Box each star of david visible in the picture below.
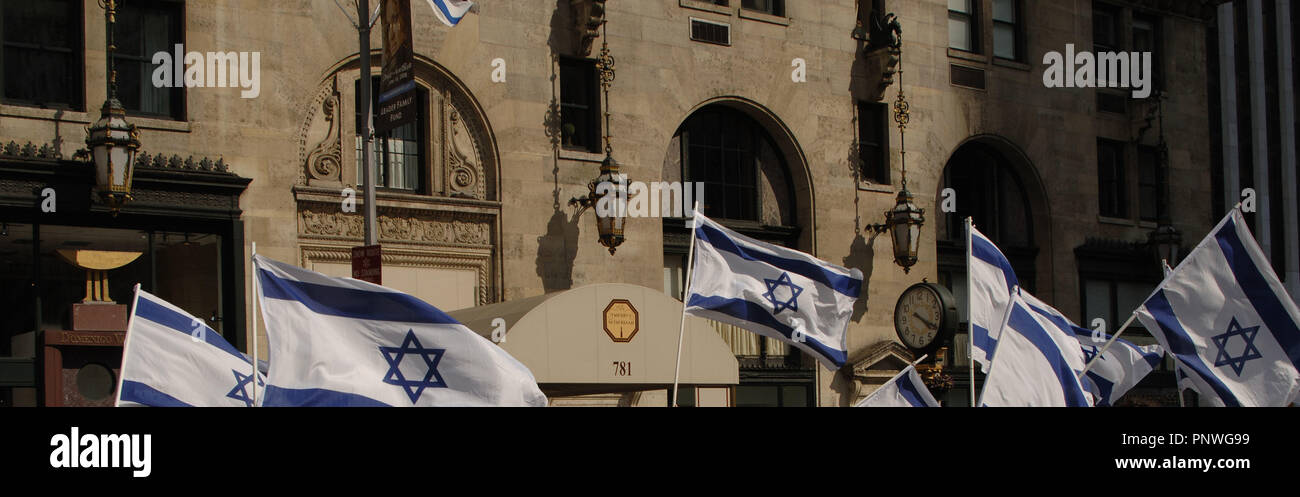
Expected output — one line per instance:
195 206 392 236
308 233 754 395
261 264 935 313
1211 317 1263 377
762 272 803 314
1082 345 1099 364
380 329 447 404
227 369 264 407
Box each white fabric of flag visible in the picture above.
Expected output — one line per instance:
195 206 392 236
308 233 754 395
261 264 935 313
426 0 473 26
1134 209 1300 407
854 365 940 407
968 225 1018 373
685 212 862 370
1019 292 1162 407
117 288 264 407
979 293 1093 407
253 255 546 407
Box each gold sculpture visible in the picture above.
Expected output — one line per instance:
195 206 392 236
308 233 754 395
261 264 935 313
56 249 142 303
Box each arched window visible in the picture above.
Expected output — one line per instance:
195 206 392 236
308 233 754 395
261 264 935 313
663 104 809 406
937 141 1037 294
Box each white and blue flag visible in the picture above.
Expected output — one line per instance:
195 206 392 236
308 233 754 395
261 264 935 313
117 287 264 407
1134 208 1300 407
1019 292 1162 407
685 212 862 370
979 292 1093 407
253 255 547 407
854 365 940 407
968 225 1018 373
426 0 473 27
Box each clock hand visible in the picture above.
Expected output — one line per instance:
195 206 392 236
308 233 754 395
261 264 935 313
912 312 937 330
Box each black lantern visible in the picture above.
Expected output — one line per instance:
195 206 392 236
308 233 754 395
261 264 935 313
1149 222 1182 266
868 33 924 273
86 0 140 214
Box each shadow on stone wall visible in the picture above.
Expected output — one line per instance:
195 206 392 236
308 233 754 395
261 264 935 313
535 2 580 293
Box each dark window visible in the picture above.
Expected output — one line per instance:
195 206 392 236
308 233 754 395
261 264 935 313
948 0 978 53
1092 2 1121 53
1138 145 1160 222
1131 14 1161 91
735 384 810 407
0 0 82 109
741 0 784 17
114 0 184 119
681 107 767 222
356 77 424 192
992 0 1022 61
560 57 601 153
1097 138 1127 218
857 101 889 184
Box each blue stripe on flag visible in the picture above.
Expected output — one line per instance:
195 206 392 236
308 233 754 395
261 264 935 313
895 371 929 407
1005 304 1091 407
695 222 861 298
972 234 1018 291
687 294 848 367
1068 326 1163 369
1215 217 1300 374
971 323 997 362
119 380 194 407
1085 371 1116 407
1144 290 1241 406
258 269 461 325
263 386 391 407
135 296 246 362
429 0 468 25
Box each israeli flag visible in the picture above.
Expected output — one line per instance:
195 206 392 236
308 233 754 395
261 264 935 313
426 0 473 26
1134 209 1300 407
854 365 940 407
117 287 264 407
979 293 1093 407
253 255 546 407
968 225 1019 373
685 212 862 370
1018 292 1162 407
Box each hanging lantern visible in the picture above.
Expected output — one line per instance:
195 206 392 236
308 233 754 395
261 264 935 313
87 98 140 213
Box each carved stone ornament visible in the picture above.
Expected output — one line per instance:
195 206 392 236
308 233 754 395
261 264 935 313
571 0 606 56
445 108 483 199
298 207 491 247
305 77 343 186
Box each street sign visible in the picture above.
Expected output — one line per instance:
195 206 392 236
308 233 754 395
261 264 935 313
352 244 382 284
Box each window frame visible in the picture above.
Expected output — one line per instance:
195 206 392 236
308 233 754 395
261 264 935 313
948 0 980 54
355 76 428 194
1097 138 1128 219
740 0 784 18
857 100 890 185
0 0 85 110
1130 12 1162 92
558 56 603 154
112 0 186 121
991 0 1024 62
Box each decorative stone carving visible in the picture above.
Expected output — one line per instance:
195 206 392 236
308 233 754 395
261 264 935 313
445 108 483 199
570 0 606 57
298 206 492 247
305 77 343 186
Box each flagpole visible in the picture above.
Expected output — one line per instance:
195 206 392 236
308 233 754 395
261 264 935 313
114 284 143 407
1077 312 1138 379
965 217 975 406
671 202 701 407
251 242 259 407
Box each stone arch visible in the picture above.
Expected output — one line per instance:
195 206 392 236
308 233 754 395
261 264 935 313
936 134 1053 299
292 53 504 306
663 96 816 252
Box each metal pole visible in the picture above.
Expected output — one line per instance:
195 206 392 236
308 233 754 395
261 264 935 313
671 202 701 407
966 217 975 406
359 0 378 246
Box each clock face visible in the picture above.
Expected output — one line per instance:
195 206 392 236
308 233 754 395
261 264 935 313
895 285 943 350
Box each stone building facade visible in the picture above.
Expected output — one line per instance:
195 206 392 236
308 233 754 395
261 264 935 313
0 0 1224 406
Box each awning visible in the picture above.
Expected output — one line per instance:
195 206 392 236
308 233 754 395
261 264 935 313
449 283 739 395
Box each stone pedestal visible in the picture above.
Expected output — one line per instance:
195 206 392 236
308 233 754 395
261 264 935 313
70 303 128 332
